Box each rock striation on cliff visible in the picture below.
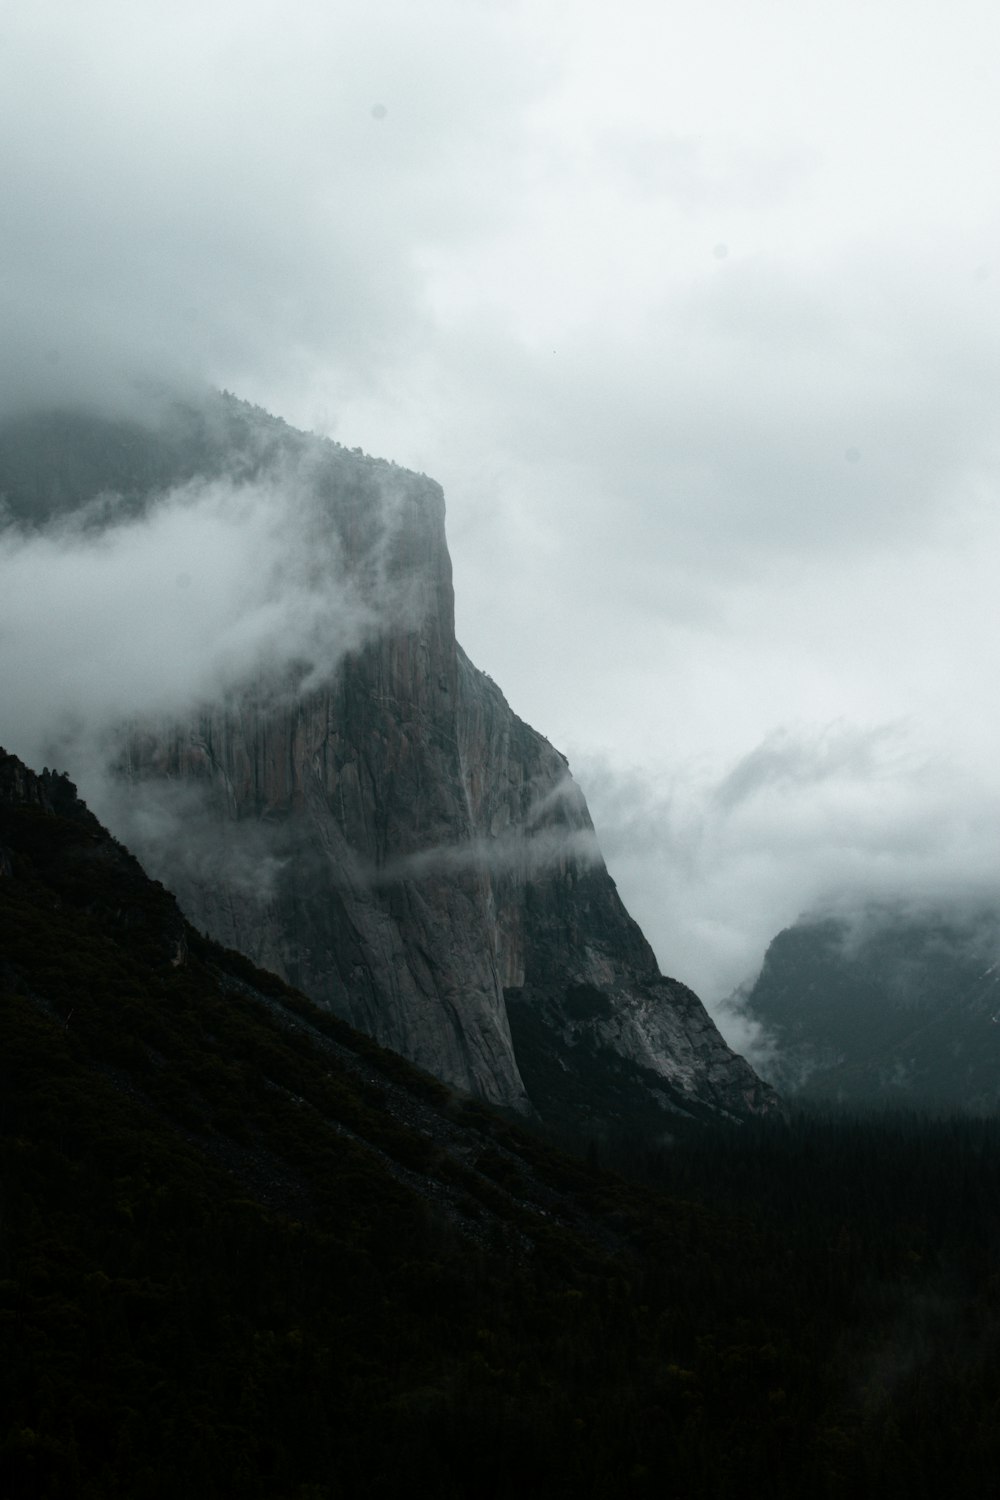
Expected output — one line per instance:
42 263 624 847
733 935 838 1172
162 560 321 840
0 392 775 1129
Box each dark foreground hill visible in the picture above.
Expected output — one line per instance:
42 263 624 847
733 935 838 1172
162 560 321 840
6 749 1000 1498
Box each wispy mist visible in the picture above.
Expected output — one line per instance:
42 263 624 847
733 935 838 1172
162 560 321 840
5 0 1000 1062
371 825 601 888
579 721 1000 1051
0 440 426 801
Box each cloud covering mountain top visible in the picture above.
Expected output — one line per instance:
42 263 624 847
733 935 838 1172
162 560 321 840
4 1 1000 1037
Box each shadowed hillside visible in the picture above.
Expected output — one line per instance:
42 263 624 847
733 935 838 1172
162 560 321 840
6 750 1000 1496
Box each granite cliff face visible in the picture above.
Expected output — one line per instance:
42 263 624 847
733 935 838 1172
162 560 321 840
0 393 775 1128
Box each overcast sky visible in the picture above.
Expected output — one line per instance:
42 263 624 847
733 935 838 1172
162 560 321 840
4 0 1000 1034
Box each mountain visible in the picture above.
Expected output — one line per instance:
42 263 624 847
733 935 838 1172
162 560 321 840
734 901 1000 1111
0 392 773 1132
10 745 1000 1498
0 743 732 1494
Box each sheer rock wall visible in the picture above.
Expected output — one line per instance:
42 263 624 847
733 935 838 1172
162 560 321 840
1 395 776 1126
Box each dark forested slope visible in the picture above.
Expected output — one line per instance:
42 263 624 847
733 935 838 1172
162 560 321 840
6 749 1000 1496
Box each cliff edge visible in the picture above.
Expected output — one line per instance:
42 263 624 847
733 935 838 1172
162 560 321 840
0 393 775 1129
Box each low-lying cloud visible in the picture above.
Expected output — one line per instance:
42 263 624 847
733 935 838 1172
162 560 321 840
0 1 529 426
95 745 602 935
578 720 1000 1052
370 825 601 888
5 0 1000 1080
0 446 424 794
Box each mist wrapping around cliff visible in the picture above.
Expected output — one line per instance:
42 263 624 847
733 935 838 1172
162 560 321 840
370 825 602 888
93 764 604 922
578 726 1000 1059
5 1 1000 1046
0 448 423 793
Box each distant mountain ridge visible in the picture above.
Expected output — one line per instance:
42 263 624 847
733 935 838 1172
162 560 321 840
736 902 1000 1111
0 392 775 1132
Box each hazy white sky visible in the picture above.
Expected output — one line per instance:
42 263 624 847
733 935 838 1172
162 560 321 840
4 0 1000 1021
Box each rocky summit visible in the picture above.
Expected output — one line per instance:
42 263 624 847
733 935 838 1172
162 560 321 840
735 901 1000 1113
0 392 775 1131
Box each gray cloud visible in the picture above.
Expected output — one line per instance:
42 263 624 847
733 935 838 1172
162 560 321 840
0 446 423 784
577 723 1000 1048
370 824 601 888
95 751 601 938
438 250 999 601
5 0 1000 1068
98 775 292 907
711 723 909 813
0 1 531 419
